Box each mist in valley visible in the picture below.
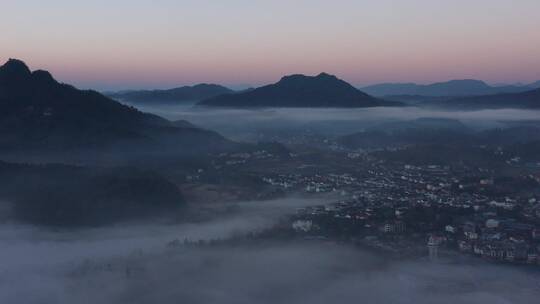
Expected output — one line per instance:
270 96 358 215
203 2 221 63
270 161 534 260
2 100 539 303
3 1 540 302
2 196 539 304
123 102 540 141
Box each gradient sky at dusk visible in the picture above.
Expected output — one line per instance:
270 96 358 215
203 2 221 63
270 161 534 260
2 0 539 90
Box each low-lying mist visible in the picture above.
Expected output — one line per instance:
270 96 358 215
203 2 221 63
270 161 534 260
123 103 540 141
2 197 539 304
68 243 540 304
0 197 322 302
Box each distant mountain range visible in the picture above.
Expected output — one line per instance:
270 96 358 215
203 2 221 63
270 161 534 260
362 79 538 97
108 84 234 104
0 59 231 155
528 80 540 89
438 88 540 109
198 73 401 108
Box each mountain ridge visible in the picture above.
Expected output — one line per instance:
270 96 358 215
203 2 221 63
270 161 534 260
0 59 231 155
362 79 530 97
108 83 233 104
198 73 401 108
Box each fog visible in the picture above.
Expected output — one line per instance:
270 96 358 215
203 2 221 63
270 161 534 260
3 102 540 303
68 244 540 304
2 197 540 304
0 197 324 303
124 103 540 141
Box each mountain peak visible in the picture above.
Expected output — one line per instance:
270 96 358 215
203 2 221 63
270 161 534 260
108 83 233 103
278 72 339 84
199 72 400 108
278 74 306 82
0 58 32 80
316 72 337 79
31 70 57 85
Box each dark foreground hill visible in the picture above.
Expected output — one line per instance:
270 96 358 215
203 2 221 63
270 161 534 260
108 84 233 104
0 161 184 226
0 59 233 158
198 73 401 108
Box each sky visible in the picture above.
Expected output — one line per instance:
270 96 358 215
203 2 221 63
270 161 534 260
1 0 540 91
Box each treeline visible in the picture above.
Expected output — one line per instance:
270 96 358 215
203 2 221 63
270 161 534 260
0 161 185 226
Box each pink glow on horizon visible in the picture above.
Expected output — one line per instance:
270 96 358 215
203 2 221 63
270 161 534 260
1 0 539 90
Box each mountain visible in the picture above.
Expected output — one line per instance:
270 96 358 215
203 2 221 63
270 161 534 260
528 80 540 89
198 73 401 108
108 84 234 104
0 59 230 155
362 79 528 97
438 88 540 109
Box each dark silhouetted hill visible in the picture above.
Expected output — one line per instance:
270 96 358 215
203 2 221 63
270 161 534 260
362 79 528 97
0 161 185 226
108 84 233 104
0 59 232 155
198 73 401 108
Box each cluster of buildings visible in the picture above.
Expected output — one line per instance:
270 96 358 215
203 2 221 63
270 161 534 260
279 160 540 266
262 173 357 193
213 150 286 167
448 214 540 264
